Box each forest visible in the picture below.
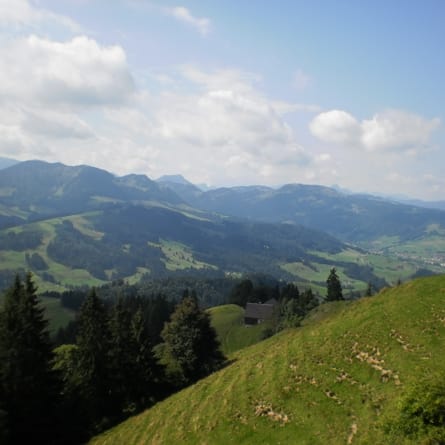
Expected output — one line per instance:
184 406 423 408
0 269 345 444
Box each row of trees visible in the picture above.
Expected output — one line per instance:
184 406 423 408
0 274 226 444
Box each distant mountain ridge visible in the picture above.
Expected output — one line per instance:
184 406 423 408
0 160 183 227
157 179 445 244
0 157 19 170
0 159 392 292
0 159 443 292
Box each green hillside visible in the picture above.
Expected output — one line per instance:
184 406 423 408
208 304 272 355
90 275 445 444
1 160 443 295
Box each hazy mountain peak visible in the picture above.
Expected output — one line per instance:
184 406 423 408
0 157 19 170
157 174 193 186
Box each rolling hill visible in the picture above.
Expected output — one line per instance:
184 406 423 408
90 274 445 444
159 180 445 245
0 160 182 228
0 160 443 294
0 160 399 294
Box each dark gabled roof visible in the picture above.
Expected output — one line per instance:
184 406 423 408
245 302 275 320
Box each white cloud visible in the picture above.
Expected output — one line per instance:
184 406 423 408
0 35 135 107
22 108 94 140
361 110 440 151
310 108 440 152
310 109 361 145
271 101 321 115
165 6 211 35
0 0 81 31
103 67 311 185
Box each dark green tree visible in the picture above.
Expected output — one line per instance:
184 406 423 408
280 283 300 301
278 287 319 330
52 343 90 444
326 268 344 301
160 296 226 386
108 298 134 416
130 307 164 406
365 282 374 297
0 273 58 445
228 279 253 306
108 299 162 415
75 288 112 430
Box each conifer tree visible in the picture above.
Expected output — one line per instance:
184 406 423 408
130 307 164 406
160 296 226 386
280 283 300 301
76 288 112 428
0 273 58 445
326 268 344 301
108 298 133 415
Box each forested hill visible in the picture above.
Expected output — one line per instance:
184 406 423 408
0 160 182 227
158 181 445 243
0 160 443 292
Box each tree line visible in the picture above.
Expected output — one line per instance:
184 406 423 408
0 267 350 444
0 274 226 444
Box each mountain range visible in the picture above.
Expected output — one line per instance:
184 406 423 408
0 159 444 293
156 176 445 244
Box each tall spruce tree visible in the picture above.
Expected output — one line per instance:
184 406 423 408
130 307 164 406
76 288 112 429
326 268 344 301
160 296 226 386
108 298 134 416
108 298 163 415
0 273 58 445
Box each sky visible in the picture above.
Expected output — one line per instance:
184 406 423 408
0 0 444 200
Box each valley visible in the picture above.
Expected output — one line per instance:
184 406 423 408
1 162 445 445
1 160 444 297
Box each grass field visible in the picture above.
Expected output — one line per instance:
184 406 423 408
281 259 368 294
40 296 76 334
90 275 445 445
0 215 107 291
157 239 217 272
208 304 272 356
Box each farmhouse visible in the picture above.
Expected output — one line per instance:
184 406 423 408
244 299 278 325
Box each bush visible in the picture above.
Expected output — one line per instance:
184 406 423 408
384 375 445 444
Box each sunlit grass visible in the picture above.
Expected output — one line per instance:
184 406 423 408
90 275 445 445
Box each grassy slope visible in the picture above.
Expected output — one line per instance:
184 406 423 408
2 213 443 294
90 275 445 445
208 304 272 356
0 215 106 291
40 296 75 334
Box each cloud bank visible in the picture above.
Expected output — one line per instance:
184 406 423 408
310 109 440 153
0 35 135 106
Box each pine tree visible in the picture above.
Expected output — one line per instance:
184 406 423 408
326 268 344 301
130 307 164 406
0 273 58 445
280 283 300 301
108 298 134 415
75 288 112 429
160 296 226 386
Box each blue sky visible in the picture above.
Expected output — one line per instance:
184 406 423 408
0 0 444 199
